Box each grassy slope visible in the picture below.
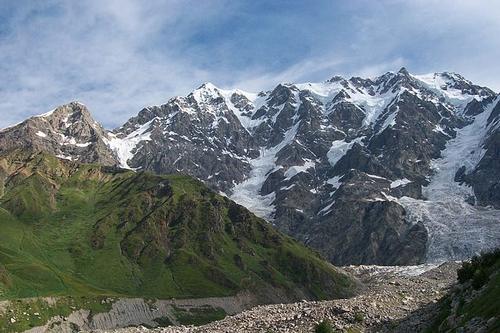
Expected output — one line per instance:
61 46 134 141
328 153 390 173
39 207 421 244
426 249 500 332
0 296 114 332
0 150 357 303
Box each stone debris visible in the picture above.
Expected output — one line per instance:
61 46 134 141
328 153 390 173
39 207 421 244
91 262 460 333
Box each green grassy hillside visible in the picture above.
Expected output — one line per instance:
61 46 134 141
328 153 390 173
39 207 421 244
427 249 500 332
0 150 357 302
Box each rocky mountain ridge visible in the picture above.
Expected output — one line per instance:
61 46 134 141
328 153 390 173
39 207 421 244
0 102 116 165
1 68 499 266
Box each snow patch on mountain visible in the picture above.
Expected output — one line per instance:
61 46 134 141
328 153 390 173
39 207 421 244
75 142 92 147
433 124 451 137
319 200 335 215
327 175 343 189
390 178 412 188
377 106 399 134
413 73 481 111
221 91 264 131
356 92 398 127
55 154 73 161
231 121 302 220
58 133 92 147
284 160 316 181
106 118 155 169
327 137 364 167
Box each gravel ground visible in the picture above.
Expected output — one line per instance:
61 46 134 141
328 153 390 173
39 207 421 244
90 262 460 333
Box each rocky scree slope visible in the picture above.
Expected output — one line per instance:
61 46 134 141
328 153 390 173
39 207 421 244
1 69 500 266
92 262 465 333
0 150 357 307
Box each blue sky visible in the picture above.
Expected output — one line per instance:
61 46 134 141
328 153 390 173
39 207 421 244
1 0 500 128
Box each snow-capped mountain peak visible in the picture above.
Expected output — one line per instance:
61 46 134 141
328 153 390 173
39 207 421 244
1 69 499 266
190 82 223 104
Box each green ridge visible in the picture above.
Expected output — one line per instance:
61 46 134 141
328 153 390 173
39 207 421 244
0 150 357 302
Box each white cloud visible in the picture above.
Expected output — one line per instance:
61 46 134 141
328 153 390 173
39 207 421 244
0 0 499 130
0 0 225 128
228 56 347 92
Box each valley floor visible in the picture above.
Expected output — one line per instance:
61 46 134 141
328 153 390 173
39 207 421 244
93 263 460 333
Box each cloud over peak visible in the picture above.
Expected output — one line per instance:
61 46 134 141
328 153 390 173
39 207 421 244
0 0 499 129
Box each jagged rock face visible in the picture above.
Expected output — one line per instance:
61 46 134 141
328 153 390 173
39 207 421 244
2 69 499 265
103 69 497 265
463 99 500 208
107 84 259 192
294 171 428 266
0 102 117 165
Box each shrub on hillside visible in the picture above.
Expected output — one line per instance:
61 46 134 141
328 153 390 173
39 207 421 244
315 319 334 333
457 248 500 289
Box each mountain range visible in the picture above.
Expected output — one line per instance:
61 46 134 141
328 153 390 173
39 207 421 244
1 67 499 266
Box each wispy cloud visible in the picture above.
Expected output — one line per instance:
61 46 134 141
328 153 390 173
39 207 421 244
0 0 499 129
230 56 347 92
0 0 227 128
